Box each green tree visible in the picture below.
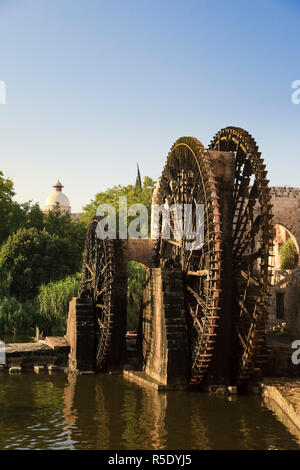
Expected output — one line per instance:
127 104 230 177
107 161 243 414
0 171 23 244
0 227 80 301
0 171 49 245
18 203 86 261
81 176 156 232
0 296 42 336
280 238 299 270
20 202 45 231
42 207 86 262
0 170 86 252
127 261 146 330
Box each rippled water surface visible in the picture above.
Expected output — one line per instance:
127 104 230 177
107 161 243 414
0 371 299 450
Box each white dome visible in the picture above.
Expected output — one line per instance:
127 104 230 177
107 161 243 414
45 191 70 207
44 180 71 213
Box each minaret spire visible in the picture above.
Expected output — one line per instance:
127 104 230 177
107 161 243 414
135 164 142 189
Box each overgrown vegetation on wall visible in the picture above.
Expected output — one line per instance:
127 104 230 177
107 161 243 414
280 238 299 270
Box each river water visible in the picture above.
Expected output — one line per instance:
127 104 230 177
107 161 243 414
0 371 299 450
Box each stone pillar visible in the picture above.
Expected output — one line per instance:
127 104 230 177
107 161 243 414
66 297 95 372
207 151 235 384
140 267 189 388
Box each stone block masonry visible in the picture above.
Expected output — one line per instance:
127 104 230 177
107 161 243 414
139 267 190 388
270 187 300 256
3 337 69 369
66 297 95 372
261 378 300 435
267 186 300 336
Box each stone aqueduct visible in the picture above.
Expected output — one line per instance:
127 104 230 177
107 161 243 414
129 188 300 338
65 128 300 390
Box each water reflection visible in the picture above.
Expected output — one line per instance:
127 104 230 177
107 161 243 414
0 371 299 450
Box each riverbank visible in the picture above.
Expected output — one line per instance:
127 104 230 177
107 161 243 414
261 378 300 440
1 336 69 370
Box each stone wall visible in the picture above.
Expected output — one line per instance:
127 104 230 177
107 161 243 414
268 268 300 337
264 337 300 377
267 187 300 334
126 238 156 269
4 338 69 369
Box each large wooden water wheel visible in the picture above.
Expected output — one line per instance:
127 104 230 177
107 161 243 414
154 137 222 384
209 127 273 383
155 129 272 385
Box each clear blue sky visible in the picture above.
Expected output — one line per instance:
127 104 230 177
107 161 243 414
0 0 299 212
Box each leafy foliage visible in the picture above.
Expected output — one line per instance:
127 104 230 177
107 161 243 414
0 170 156 334
0 170 86 253
0 297 47 336
42 207 86 252
0 171 87 334
0 274 82 336
280 238 299 270
0 171 24 244
81 176 156 233
0 227 80 301
127 261 146 331
37 274 82 333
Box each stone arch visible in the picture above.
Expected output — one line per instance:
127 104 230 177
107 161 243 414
125 238 156 269
271 223 300 270
270 187 300 263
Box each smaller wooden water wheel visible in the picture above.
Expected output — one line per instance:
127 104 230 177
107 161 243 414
80 216 117 370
